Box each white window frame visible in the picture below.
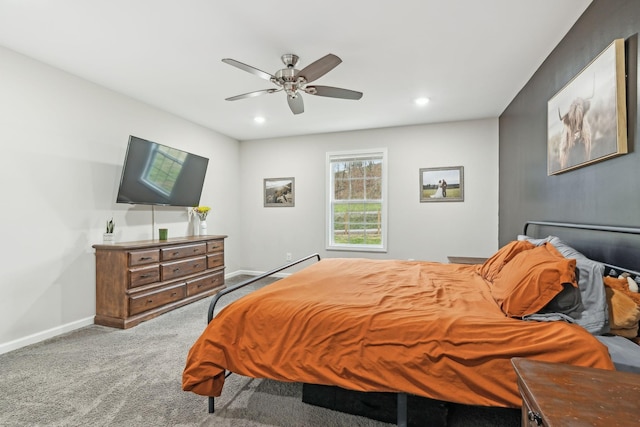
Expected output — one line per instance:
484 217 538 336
326 148 388 252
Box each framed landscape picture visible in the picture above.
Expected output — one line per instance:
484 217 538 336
547 38 627 175
419 166 464 202
264 177 295 207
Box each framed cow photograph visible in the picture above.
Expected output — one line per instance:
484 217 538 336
547 38 627 175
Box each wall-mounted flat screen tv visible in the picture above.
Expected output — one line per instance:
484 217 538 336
116 135 209 207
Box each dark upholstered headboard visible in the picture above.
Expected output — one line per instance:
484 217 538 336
523 221 640 277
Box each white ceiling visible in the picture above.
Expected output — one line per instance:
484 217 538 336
0 0 592 141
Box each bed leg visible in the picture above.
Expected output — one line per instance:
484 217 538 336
208 396 215 414
397 392 407 427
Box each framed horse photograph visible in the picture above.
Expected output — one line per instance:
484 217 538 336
264 177 295 207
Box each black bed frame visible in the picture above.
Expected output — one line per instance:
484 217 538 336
202 221 640 427
205 253 322 411
523 221 640 277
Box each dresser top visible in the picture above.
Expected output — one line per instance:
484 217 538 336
512 357 640 427
93 235 227 251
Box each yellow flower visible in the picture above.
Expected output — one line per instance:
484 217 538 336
193 206 210 220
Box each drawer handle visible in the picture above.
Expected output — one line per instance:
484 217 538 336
194 263 200 268
146 299 154 304
171 292 177 296
173 268 180 272
527 411 543 426
139 256 152 261
140 274 152 278
172 252 179 256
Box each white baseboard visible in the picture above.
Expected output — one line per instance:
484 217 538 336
0 316 95 355
0 270 287 355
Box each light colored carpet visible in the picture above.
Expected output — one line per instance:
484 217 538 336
0 276 519 427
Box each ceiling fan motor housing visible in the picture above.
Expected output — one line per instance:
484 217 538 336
274 64 305 97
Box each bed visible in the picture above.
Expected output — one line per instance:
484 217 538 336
182 221 640 425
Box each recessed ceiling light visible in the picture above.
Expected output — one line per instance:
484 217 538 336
415 97 430 106
254 116 266 124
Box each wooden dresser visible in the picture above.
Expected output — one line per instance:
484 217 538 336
93 235 226 328
512 357 640 427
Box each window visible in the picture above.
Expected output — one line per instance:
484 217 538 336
142 145 187 197
326 148 387 252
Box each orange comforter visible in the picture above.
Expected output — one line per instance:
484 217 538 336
182 258 614 407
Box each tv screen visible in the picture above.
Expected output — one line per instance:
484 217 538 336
116 136 209 207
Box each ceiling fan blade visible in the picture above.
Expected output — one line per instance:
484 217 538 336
222 58 275 81
306 85 363 100
225 88 280 101
287 94 304 115
296 54 342 83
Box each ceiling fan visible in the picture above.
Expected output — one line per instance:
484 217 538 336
221 53 363 115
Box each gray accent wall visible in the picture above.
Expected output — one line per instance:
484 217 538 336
499 0 639 245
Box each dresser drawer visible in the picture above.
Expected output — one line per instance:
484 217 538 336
128 264 160 288
161 256 207 281
161 243 207 261
187 272 224 296
129 283 186 315
207 253 224 269
128 249 160 266
207 240 224 253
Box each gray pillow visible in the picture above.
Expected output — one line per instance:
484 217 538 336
539 283 583 316
518 235 610 335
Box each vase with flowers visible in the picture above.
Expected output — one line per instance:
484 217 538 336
192 206 211 236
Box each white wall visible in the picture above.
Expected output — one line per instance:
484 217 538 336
238 119 499 271
0 44 499 354
0 46 241 353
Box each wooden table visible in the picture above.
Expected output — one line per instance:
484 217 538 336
511 357 640 427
